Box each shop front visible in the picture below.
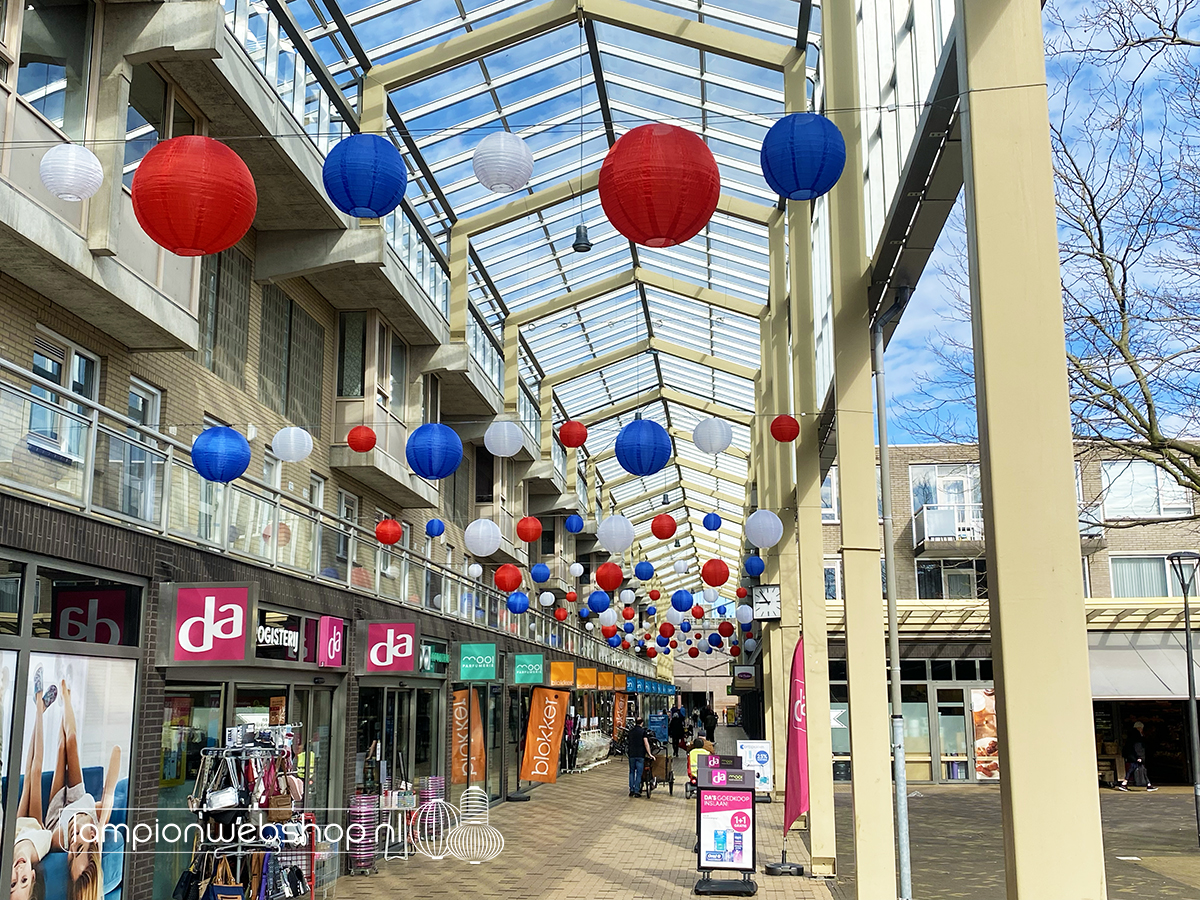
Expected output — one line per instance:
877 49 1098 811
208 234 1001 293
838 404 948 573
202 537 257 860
549 660 577 771
450 642 504 804
506 652 544 798
153 582 349 898
0 550 143 900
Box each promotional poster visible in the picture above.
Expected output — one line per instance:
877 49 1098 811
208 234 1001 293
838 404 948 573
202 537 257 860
736 739 774 793
697 789 755 871
519 688 569 784
450 688 486 784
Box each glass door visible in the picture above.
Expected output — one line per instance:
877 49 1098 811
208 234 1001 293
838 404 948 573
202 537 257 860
413 687 440 780
507 686 527 795
487 683 504 801
936 688 971 781
897 685 932 781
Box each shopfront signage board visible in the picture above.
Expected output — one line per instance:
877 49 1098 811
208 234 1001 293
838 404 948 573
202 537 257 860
696 788 756 872
697 767 752 788
597 671 614 690
513 653 545 684
358 621 419 673
614 674 627 691
576 667 597 689
317 616 344 667
736 740 774 793
51 586 135 646
458 642 497 681
158 583 258 666
549 660 575 687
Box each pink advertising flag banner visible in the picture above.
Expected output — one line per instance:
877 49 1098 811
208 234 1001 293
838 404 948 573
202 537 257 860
172 586 252 663
318 616 344 667
364 622 416 672
784 635 809 834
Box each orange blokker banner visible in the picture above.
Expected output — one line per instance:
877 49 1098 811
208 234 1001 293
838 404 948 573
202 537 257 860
576 668 597 689
520 687 571 784
598 672 614 691
549 661 575 687
450 689 486 784
613 692 629 739
614 674 627 691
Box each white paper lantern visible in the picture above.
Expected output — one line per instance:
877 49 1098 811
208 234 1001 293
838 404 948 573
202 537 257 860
538 590 556 607
665 607 683 625
620 589 636 605
40 143 103 201
745 509 784 549
692 417 733 455
597 515 635 553
585 621 594 631
472 131 535 193
465 518 503 557
483 420 524 458
735 604 755 624
271 426 313 462
673 560 688 575
598 608 618 627
569 562 585 578
468 563 484 579
744 638 758 653
702 587 719 604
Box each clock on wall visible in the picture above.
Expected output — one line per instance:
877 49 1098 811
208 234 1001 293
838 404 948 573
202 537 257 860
752 584 782 621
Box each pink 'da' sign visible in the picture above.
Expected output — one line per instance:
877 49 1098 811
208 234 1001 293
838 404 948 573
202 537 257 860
318 616 344 667
53 589 126 645
174 587 250 662
366 622 415 672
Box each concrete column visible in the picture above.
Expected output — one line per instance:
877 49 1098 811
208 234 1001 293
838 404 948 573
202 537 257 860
825 0 896 896
955 0 1107 896
86 38 133 255
449 227 470 342
503 317 521 415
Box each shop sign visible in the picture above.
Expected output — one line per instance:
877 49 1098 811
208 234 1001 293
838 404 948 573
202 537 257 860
166 584 256 664
256 610 301 661
420 640 450 675
697 788 756 871
733 665 757 691
361 621 417 673
597 671 614 691
459 642 497 681
51 587 132 646
317 616 344 667
519 687 570 783
549 660 575 687
576 667 597 689
614 674 627 691
513 653 544 684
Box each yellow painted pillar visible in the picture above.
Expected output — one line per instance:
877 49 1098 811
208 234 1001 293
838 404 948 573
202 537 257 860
955 0 1107 895
503 318 521 415
825 0 896 895
448 228 470 342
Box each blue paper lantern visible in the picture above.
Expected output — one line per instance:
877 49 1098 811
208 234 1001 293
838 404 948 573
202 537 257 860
323 134 408 217
638 639 646 648
319 566 339 579
671 590 693 612
608 635 622 647
656 635 669 647
680 621 692 633
614 418 671 477
708 633 723 647
531 563 551 583
646 605 657 617
663 647 670 655
624 622 634 633
760 113 846 201
564 514 584 533
703 512 722 532
744 555 766 577
192 426 251 483
588 590 612 613
704 645 713 654
406 423 463 480
425 518 446 537
741 621 753 632
717 605 727 616
634 561 655 581
507 591 530 614
579 608 590 619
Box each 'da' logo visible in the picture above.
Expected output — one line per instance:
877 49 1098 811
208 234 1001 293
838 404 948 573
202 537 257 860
58 596 122 645
367 623 415 671
174 588 248 661
318 616 344 668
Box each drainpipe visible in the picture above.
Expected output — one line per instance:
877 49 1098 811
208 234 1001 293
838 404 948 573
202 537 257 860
875 286 912 900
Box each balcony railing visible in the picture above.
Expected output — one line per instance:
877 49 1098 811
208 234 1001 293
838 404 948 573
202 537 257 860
552 438 566 481
912 503 985 548
518 382 541 443
0 356 651 675
467 312 504 393
577 466 588 510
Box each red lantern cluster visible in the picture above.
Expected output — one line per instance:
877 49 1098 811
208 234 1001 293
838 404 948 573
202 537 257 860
494 564 522 593
596 562 624 592
558 420 588 448
702 558 730 587
131 136 258 257
770 415 800 443
375 518 402 545
651 514 678 540
692 604 705 619
554 607 569 622
516 516 542 543
599 124 720 248
347 425 377 452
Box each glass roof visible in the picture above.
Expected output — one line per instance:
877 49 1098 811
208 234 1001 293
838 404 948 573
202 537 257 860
286 0 821 574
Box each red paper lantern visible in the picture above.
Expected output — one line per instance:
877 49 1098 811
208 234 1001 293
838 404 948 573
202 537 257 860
596 562 623 592
688 647 700 658
649 589 661 601
718 621 735 638
566 591 578 603
644 634 651 641
651 514 677 540
730 645 742 657
559 420 588 448
669 639 678 649
736 587 748 599
770 415 800 443
692 604 705 619
131 136 257 256
599 124 720 248
602 624 619 639
494 564 522 592
622 640 631 650
554 607 569 622
516 516 543 543
375 518 402 545
622 606 636 620
347 425 377 452
659 622 676 638
646 647 658 659
702 558 730 587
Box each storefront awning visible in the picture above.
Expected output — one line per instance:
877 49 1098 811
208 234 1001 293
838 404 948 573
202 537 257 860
1089 631 1200 699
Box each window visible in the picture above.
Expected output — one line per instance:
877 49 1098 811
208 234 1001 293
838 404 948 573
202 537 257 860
374 321 407 420
1111 555 1198 599
337 312 366 398
307 473 325 509
824 559 841 600
475 446 494 503
916 559 987 600
540 518 555 556
422 375 440 424
1101 460 1192 520
196 248 251 389
262 453 280 489
118 377 161 521
29 331 98 458
18 0 93 140
122 64 198 185
258 286 325 432
821 467 839 521
909 463 981 512
336 490 358 560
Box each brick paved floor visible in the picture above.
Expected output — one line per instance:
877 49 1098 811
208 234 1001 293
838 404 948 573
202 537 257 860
336 726 833 900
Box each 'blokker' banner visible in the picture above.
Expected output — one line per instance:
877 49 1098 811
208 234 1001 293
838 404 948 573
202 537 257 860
451 688 486 784
613 691 629 739
519 687 570 784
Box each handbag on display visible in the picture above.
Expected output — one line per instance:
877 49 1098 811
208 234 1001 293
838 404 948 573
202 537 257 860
173 835 205 900
202 857 244 900
263 759 293 823
203 758 250 826
280 866 308 898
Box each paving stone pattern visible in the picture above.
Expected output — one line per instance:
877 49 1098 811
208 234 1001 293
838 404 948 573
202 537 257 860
337 726 834 900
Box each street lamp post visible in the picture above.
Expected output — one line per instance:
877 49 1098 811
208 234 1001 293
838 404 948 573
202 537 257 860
1168 550 1200 847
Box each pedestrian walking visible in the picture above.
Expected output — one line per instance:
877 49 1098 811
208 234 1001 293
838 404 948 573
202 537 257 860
626 717 654 797
702 704 718 742
1118 721 1158 792
668 708 686 757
